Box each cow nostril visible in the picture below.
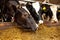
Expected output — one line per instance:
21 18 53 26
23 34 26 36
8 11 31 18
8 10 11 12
24 15 27 17
54 21 58 23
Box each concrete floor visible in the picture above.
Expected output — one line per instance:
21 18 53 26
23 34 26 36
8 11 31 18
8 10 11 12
0 23 60 40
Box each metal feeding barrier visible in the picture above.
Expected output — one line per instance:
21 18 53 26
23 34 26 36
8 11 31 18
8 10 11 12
0 21 60 30
43 20 60 27
0 22 17 30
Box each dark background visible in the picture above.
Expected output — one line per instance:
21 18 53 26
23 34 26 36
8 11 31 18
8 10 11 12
39 0 60 4
13 0 60 5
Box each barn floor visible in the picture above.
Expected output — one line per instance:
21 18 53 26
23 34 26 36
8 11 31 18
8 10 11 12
0 22 60 40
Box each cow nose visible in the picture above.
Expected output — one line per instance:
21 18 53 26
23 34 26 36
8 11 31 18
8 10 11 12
54 20 58 23
51 20 58 23
39 20 44 24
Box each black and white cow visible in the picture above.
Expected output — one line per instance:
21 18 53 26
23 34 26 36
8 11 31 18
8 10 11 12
19 1 44 27
40 3 58 23
40 4 53 21
21 1 59 23
26 2 44 24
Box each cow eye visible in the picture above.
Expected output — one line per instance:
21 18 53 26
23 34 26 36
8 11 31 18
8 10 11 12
22 13 28 18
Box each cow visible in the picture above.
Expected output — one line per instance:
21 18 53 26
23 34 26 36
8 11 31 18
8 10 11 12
0 0 12 22
40 3 58 23
2 2 14 22
19 1 59 24
12 5 38 31
20 1 44 27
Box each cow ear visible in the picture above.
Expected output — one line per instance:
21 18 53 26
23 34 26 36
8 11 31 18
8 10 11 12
16 5 22 9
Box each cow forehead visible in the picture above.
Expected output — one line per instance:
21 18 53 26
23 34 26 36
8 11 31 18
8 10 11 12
32 2 40 12
22 6 30 14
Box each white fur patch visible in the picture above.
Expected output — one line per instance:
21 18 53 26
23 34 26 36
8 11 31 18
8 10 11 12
32 2 40 15
39 20 43 24
36 23 38 28
50 5 58 22
19 1 27 5
11 17 14 22
22 6 30 14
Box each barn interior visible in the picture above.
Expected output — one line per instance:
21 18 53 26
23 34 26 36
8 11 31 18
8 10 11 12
0 0 60 40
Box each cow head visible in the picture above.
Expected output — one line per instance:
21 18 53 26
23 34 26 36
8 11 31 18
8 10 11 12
26 2 43 25
40 4 53 21
14 6 38 31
